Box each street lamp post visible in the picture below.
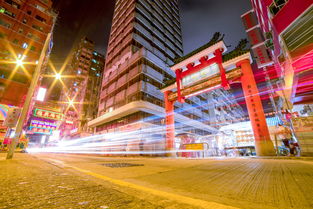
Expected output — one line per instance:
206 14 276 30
6 33 52 159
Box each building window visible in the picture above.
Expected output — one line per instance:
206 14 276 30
0 18 11 28
4 0 20 9
22 43 28 49
32 24 43 32
2 8 16 18
27 10 32 15
30 46 36 51
23 18 27 24
269 0 288 16
18 28 23 33
35 15 46 23
34 5 45 12
13 39 19 44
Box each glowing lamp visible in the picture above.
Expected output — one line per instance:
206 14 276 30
36 87 47 102
15 59 24 67
55 73 62 80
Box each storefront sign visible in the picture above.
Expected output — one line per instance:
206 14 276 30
241 10 258 30
252 45 273 68
30 120 57 129
185 143 204 150
29 126 52 135
34 108 63 120
247 27 265 46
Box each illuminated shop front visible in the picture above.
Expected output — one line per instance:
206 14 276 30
27 106 63 146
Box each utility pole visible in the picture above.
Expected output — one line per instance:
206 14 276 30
6 33 52 160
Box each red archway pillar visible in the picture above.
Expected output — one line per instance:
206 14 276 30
237 59 275 156
164 90 175 156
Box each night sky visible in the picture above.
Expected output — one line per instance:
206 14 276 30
50 0 251 65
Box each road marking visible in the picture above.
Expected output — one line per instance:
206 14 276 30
52 161 239 209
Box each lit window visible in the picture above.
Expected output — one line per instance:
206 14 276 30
77 70 81 75
22 43 28 49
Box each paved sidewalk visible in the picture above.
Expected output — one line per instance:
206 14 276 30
33 154 313 209
0 153 195 209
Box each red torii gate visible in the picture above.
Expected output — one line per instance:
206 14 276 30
162 40 275 156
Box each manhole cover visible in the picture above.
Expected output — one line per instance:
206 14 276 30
102 163 144 168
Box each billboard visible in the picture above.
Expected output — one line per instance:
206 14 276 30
34 108 63 120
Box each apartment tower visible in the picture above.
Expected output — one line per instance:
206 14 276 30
60 37 104 138
0 0 56 106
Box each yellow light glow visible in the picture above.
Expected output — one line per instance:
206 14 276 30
55 73 62 80
15 59 24 67
68 100 74 106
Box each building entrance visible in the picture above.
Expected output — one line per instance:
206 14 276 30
161 34 275 156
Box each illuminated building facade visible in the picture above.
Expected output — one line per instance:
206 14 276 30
26 102 63 145
88 0 245 153
0 0 56 106
242 0 313 155
242 0 312 105
60 37 104 138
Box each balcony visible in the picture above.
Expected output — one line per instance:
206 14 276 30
272 0 312 34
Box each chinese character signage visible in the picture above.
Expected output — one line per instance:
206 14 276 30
247 27 265 46
241 10 258 30
28 119 57 135
34 108 63 120
252 45 272 68
242 10 273 68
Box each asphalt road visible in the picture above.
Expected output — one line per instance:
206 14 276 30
30 154 313 209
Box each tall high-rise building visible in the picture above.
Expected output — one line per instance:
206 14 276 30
60 37 104 138
88 0 244 153
0 0 56 106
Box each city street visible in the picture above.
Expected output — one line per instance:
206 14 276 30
1 153 313 209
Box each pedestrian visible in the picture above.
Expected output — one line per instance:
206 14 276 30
289 142 296 156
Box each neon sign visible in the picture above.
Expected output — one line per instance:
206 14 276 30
29 126 52 135
34 108 63 120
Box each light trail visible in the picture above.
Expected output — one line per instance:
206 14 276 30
27 72 313 155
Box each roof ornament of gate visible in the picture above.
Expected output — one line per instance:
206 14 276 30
161 37 252 103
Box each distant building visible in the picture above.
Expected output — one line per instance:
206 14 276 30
0 0 57 106
60 37 104 139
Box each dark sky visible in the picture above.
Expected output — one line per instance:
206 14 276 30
50 0 251 65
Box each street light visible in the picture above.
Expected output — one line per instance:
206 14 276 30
6 33 52 160
15 58 24 67
55 73 62 80
68 99 74 106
